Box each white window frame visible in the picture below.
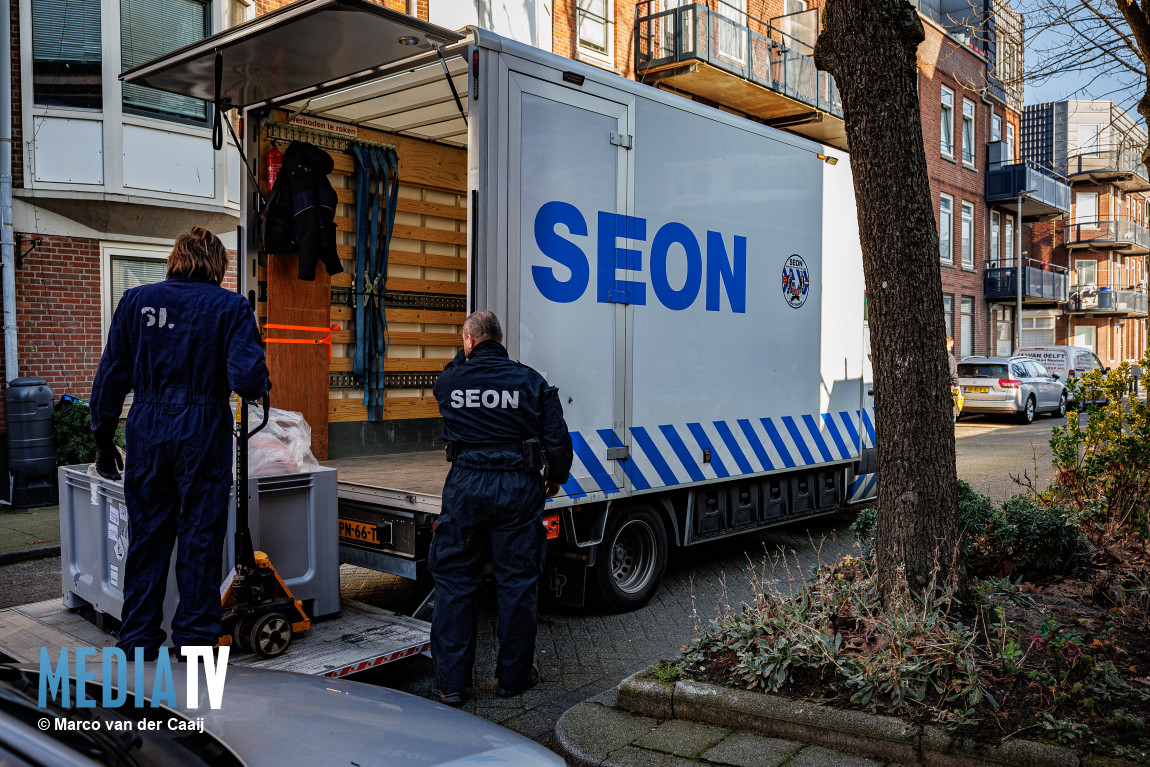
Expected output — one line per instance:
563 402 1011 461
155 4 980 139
939 194 954 264
576 0 615 66
960 200 974 268
99 241 171 341
1073 324 1097 353
990 113 1001 144
1005 122 1015 162
1076 191 1098 223
1078 123 1100 157
943 294 954 339
941 86 955 159
1075 259 1097 286
990 210 1000 264
960 296 974 358
1021 315 1056 347
961 98 976 168
1003 213 1014 266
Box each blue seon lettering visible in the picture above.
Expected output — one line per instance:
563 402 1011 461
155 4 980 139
650 222 702 311
597 212 647 305
533 201 590 303
706 231 747 313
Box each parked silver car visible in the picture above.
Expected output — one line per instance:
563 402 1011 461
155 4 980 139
0 663 565 767
957 356 1068 424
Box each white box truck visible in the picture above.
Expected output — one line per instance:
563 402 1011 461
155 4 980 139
120 0 876 612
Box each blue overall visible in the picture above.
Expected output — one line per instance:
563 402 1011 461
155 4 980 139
91 276 269 655
429 341 573 691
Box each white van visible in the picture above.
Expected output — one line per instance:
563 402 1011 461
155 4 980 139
1017 346 1106 404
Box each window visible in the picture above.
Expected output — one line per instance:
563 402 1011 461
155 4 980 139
960 201 974 267
1073 325 1097 352
995 306 1014 355
715 0 747 63
1021 315 1056 346
943 294 954 339
101 243 170 336
1003 213 1014 266
227 0 254 27
31 0 102 108
1078 123 1100 157
121 0 210 121
577 0 613 58
1075 259 1097 286
990 113 1002 144
1005 123 1015 162
941 86 955 158
939 195 953 264
990 210 1001 263
962 99 976 166
960 297 974 358
1076 191 1098 223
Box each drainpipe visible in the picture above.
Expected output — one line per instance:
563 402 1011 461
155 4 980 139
407 0 418 16
1 0 17 382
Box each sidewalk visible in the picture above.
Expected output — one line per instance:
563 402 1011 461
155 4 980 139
555 687 899 767
0 505 60 562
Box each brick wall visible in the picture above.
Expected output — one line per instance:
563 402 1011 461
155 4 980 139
0 237 103 403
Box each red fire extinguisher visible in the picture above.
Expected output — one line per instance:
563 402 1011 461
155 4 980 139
265 144 284 191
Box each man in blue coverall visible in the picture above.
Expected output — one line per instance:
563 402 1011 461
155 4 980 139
429 311 573 706
91 227 270 658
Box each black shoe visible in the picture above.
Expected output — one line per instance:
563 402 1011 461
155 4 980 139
433 686 464 707
497 666 541 698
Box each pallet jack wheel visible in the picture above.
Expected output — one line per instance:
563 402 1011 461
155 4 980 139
249 612 293 658
232 619 252 653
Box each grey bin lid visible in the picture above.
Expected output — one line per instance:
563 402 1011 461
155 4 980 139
119 0 464 109
7 377 47 388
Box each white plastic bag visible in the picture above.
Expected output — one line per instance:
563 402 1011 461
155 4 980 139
233 405 321 477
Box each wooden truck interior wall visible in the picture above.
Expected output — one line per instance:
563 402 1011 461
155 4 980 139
258 110 467 460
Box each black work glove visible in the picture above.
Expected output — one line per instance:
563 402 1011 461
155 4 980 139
94 441 124 481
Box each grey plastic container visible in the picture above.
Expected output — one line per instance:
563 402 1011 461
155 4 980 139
5 378 55 508
58 465 340 640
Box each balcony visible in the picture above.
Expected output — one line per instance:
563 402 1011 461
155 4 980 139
1065 146 1150 193
1068 282 1149 316
635 3 847 149
985 157 1071 223
984 258 1069 308
1064 218 1150 255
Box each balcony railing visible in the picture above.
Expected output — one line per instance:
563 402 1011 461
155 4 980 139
1068 283 1149 316
984 258 1069 305
984 157 1071 222
1064 218 1150 254
1065 145 1150 192
635 2 843 119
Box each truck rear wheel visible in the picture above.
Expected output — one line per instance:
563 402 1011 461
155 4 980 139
594 506 667 612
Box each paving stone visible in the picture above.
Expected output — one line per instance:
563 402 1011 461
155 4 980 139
557 702 660 762
606 746 706 767
700 733 802 767
633 719 730 758
783 746 883 767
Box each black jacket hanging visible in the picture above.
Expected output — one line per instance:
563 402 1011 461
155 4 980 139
262 141 344 281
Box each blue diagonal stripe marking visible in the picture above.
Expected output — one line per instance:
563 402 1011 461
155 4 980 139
839 411 860 449
849 475 863 496
630 426 680 486
659 425 706 482
862 473 877 499
761 418 796 468
801 414 834 462
687 423 729 478
714 421 753 475
598 429 651 491
782 416 816 465
571 432 619 494
861 409 876 445
737 419 774 471
561 475 587 499
822 413 852 460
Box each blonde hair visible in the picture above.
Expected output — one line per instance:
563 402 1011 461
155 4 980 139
167 226 228 285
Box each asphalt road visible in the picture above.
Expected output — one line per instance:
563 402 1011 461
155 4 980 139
0 413 1071 750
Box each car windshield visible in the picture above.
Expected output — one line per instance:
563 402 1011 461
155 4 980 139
958 363 1006 378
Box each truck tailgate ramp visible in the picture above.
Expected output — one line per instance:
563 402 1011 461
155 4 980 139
0 600 430 679
119 0 462 109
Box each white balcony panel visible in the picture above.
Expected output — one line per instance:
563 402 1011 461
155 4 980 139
123 124 215 198
227 144 240 205
33 117 103 185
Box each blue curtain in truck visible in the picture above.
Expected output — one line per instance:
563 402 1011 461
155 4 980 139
351 144 399 422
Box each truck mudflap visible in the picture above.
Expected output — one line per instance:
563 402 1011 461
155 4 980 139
541 549 588 608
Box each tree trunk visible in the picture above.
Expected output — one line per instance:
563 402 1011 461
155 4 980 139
814 0 962 604
1114 0 1150 177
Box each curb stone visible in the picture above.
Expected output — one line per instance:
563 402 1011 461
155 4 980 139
0 545 60 567
618 669 1096 767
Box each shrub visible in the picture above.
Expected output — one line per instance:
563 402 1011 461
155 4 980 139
52 399 125 467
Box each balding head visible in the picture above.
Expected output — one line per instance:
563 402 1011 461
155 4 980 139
462 311 503 356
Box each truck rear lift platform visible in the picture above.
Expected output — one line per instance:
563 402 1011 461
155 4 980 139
0 599 429 680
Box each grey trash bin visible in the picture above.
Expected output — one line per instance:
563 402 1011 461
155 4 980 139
5 378 56 508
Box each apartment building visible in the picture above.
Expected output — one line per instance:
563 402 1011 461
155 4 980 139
1022 100 1149 366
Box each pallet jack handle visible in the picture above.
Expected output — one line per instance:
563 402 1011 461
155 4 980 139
234 392 270 579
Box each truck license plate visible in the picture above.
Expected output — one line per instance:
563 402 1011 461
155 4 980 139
340 519 383 546
966 386 989 393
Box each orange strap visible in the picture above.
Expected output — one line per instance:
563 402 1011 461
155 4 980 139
261 324 338 362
